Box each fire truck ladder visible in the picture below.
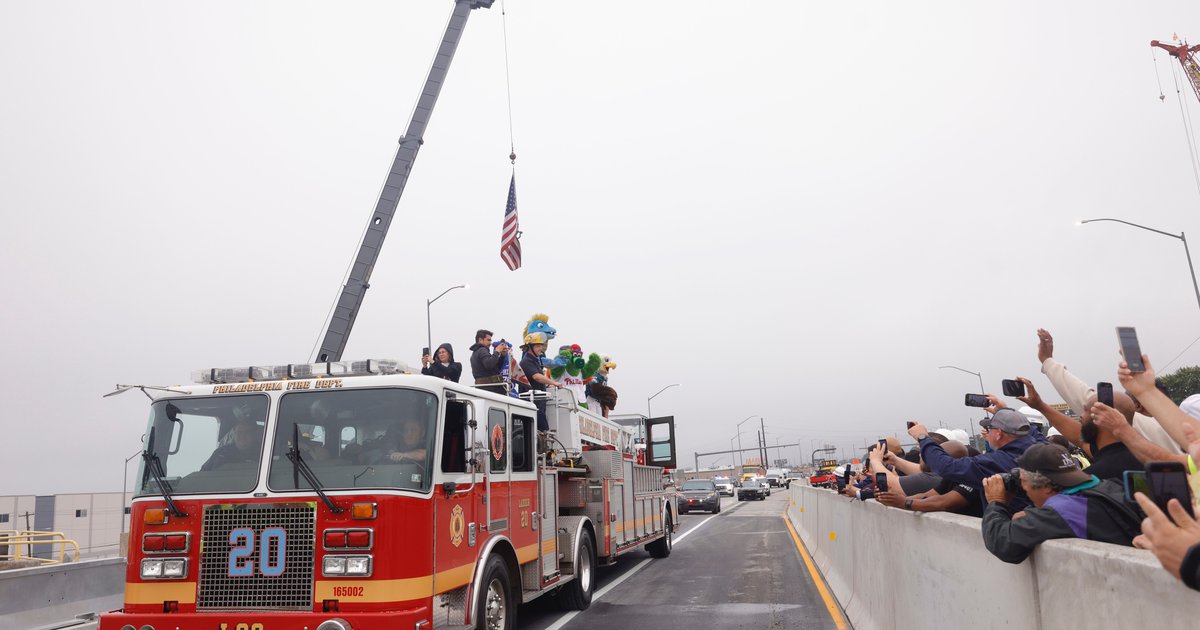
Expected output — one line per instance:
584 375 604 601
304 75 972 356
315 0 495 363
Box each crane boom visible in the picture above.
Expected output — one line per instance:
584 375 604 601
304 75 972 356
1152 39 1200 106
316 0 494 362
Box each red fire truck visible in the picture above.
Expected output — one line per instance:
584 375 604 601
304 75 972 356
98 360 679 630
100 3 680 628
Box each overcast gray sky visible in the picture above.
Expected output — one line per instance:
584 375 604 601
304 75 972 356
5 1 1200 494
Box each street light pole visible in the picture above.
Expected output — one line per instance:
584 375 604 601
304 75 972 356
736 415 759 469
646 383 680 419
425 284 468 354
1079 218 1200 314
938 365 985 395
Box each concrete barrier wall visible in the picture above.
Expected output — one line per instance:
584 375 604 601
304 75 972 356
787 485 1200 630
0 557 124 629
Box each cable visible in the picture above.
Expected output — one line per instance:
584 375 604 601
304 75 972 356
1159 332 1200 372
1170 62 1200 199
1154 48 1166 101
501 0 516 162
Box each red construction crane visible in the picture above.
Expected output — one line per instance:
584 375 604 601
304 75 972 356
1152 38 1200 105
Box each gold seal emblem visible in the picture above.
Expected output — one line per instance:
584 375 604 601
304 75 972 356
450 504 465 547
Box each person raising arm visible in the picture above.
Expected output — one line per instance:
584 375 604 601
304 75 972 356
1118 354 1200 452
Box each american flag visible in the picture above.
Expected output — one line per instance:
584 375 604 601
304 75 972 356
500 174 521 270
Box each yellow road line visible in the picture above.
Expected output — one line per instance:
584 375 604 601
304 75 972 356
783 510 848 630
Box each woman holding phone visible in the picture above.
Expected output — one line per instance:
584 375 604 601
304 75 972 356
421 343 462 383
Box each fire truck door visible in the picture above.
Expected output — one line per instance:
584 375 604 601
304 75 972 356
486 407 510 534
507 413 539 572
644 415 678 469
433 398 478 597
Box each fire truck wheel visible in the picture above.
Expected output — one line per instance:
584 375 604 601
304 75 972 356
559 529 595 610
476 555 514 630
646 514 672 558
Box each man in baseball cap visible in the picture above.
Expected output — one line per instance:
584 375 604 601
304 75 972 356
979 408 1031 436
908 398 1047 512
980 443 1141 564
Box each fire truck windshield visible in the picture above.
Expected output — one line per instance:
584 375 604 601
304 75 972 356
267 388 439 493
135 395 270 497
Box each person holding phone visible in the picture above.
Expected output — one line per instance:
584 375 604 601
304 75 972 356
981 443 1141 564
876 440 983 517
1134 491 1200 591
1014 377 1142 482
909 405 1045 511
468 329 510 395
421 343 462 383
1034 328 1181 455
1119 352 1200 457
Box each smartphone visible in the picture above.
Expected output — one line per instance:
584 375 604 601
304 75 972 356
875 472 888 493
1123 470 1149 503
1001 379 1026 397
422 347 430 357
906 421 916 429
878 439 887 451
843 468 852 484
1097 382 1114 408
965 393 990 408
1146 461 1196 520
1116 327 1146 373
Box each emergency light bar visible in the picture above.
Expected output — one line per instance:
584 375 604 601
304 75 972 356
192 359 411 384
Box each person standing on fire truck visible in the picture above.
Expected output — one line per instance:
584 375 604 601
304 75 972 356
520 341 563 432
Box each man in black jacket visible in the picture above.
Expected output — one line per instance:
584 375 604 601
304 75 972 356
468 329 509 395
981 443 1141 564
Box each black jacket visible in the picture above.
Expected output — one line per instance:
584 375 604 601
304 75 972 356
422 343 462 383
982 478 1141 564
469 342 504 380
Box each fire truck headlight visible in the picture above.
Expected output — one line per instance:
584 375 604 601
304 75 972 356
323 557 347 575
346 556 372 575
162 559 187 577
141 558 187 579
140 559 164 578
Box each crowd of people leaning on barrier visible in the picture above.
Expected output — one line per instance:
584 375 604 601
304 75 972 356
828 328 1200 592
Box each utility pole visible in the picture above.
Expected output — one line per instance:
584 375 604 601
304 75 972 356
759 417 767 467
19 511 34 558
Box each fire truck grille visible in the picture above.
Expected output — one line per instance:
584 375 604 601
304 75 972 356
198 503 316 610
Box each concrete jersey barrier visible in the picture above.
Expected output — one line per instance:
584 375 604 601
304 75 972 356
0 557 124 629
787 484 1200 630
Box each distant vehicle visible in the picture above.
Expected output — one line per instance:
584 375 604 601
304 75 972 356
765 473 784 488
737 477 769 501
739 464 766 484
809 460 840 489
678 479 721 514
712 476 735 496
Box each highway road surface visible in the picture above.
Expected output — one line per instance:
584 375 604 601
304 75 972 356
518 490 847 630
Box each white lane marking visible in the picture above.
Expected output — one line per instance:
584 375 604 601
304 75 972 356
542 499 745 630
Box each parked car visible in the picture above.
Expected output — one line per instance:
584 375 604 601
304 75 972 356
678 479 721 514
736 478 768 501
712 476 735 497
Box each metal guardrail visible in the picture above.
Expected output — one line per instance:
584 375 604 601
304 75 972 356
0 530 80 565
